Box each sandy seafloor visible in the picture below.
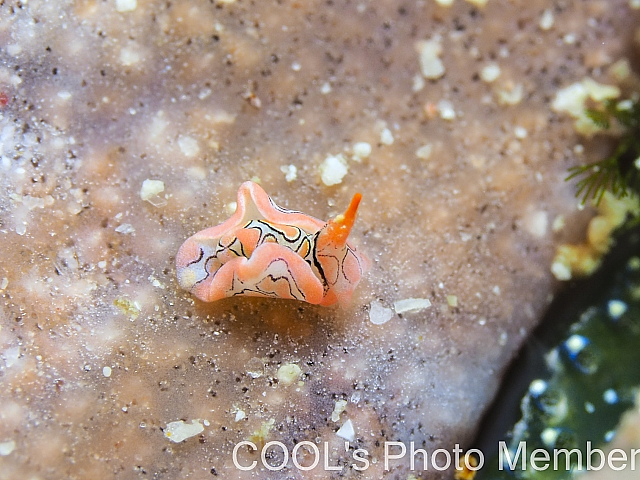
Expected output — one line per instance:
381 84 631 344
1 0 639 478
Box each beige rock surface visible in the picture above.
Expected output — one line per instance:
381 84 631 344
0 0 638 478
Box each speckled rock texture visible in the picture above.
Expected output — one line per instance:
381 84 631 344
0 0 638 478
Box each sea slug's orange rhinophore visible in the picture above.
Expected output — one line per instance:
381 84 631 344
176 181 370 307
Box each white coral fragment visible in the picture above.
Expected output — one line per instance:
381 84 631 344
480 63 501 83
369 300 394 325
352 142 372 159
552 78 620 135
416 37 445 80
331 400 348 422
178 135 200 158
380 128 394 145
539 9 554 30
115 0 137 12
277 363 302 385
498 83 524 105
319 154 348 186
164 420 205 443
437 100 456 120
415 144 433 160
119 46 141 66
140 179 166 207
393 298 432 314
336 419 355 441
280 164 298 182
0 440 16 456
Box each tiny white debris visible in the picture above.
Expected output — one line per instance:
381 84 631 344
320 82 332 94
446 295 458 307
604 430 615 442
514 126 528 139
116 0 137 12
352 142 372 159
498 83 524 105
119 47 140 66
415 144 433 160
187 166 207 180
103 366 112 377
380 128 394 145
15 223 26 236
336 419 355 442
437 99 456 120
412 74 425 92
246 357 264 378
21 195 46 210
525 210 548 238
319 154 349 186
603 389 618 404
541 427 559 448
529 379 547 396
331 400 348 422
539 9 554 30
115 223 135 234
369 300 394 325
393 298 432 314
140 179 166 207
492 286 501 295
607 300 627 320
178 135 200 157
198 88 212 100
148 275 166 289
552 82 589 117
3 346 20 368
0 440 16 456
67 201 83 215
480 63 501 83
235 409 246 422
7 44 22 56
565 334 588 355
585 401 595 413
277 363 302 385
98 261 107 269
0 278 8 290
435 0 454 5
563 33 576 45
57 91 72 100
291 61 301 71
416 37 445 79
164 420 205 443
552 215 565 233
279 164 298 182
